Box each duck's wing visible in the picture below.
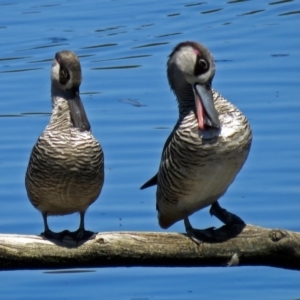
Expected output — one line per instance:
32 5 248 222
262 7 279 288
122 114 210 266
140 121 180 190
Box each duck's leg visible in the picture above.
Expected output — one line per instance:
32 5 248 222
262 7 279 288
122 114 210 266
184 217 216 244
209 201 245 225
68 211 95 242
41 212 69 241
184 201 245 244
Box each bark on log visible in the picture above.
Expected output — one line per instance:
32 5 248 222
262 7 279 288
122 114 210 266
0 224 299 271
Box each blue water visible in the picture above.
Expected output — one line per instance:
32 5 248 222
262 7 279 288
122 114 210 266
1 0 300 299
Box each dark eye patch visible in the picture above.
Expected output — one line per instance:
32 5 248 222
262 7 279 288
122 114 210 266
59 65 70 85
194 56 209 76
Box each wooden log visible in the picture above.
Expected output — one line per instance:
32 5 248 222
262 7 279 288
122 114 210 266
0 224 299 270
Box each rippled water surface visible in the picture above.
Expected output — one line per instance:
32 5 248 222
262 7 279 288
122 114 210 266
1 0 300 299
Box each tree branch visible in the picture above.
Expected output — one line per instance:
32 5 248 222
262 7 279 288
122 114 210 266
0 224 299 270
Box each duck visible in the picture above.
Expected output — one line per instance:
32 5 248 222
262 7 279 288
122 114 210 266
25 50 104 242
141 41 251 243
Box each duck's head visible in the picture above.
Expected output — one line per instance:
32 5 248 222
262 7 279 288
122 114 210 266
51 50 90 131
167 41 220 130
51 50 82 91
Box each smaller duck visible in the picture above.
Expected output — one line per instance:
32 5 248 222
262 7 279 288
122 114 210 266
141 41 251 243
25 51 104 242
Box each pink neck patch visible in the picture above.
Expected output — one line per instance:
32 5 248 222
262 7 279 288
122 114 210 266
193 48 200 56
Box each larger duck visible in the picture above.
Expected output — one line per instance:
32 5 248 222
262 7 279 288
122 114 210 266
141 41 251 243
25 50 104 242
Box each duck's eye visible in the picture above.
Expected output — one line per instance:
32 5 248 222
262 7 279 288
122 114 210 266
59 66 70 85
194 58 209 76
198 59 208 70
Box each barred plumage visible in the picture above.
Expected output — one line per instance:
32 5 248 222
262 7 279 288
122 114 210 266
141 41 251 243
25 50 104 242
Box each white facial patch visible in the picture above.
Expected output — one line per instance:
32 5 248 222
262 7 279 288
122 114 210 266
173 46 197 78
51 60 60 83
172 45 214 84
51 59 74 90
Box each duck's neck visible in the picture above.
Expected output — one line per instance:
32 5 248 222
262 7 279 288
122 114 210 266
49 85 73 130
173 79 195 116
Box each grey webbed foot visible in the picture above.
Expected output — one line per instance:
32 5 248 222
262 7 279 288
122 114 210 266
41 212 71 241
67 211 96 242
210 201 245 225
184 217 217 244
184 202 245 244
41 211 95 243
41 229 70 241
68 229 96 242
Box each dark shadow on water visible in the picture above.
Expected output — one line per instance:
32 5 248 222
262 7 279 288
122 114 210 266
91 65 140 70
154 126 170 130
32 4 61 8
269 0 293 5
167 13 180 17
201 8 223 14
0 112 50 118
156 32 181 38
271 54 289 57
44 269 96 274
21 112 50 116
0 56 30 62
185 2 206 7
46 37 68 43
215 59 234 62
132 42 169 49
107 31 128 36
95 26 126 32
81 43 118 49
22 11 41 15
81 91 101 95
119 99 147 107
228 0 251 3
29 43 69 50
92 54 151 62
28 58 52 63
0 68 43 73
237 9 265 16
279 10 300 16
138 23 155 28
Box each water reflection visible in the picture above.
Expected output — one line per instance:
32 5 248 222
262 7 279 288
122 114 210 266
92 65 141 70
81 43 118 49
29 43 69 50
44 270 96 274
0 57 29 62
95 26 126 32
119 99 147 107
279 10 300 15
138 24 154 28
201 8 223 14
269 0 293 5
167 13 181 17
21 11 41 15
270 54 289 57
228 0 251 3
0 112 50 118
93 54 151 62
238 9 265 15
0 68 43 73
185 2 206 7
132 42 169 49
46 37 68 43
156 33 181 38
